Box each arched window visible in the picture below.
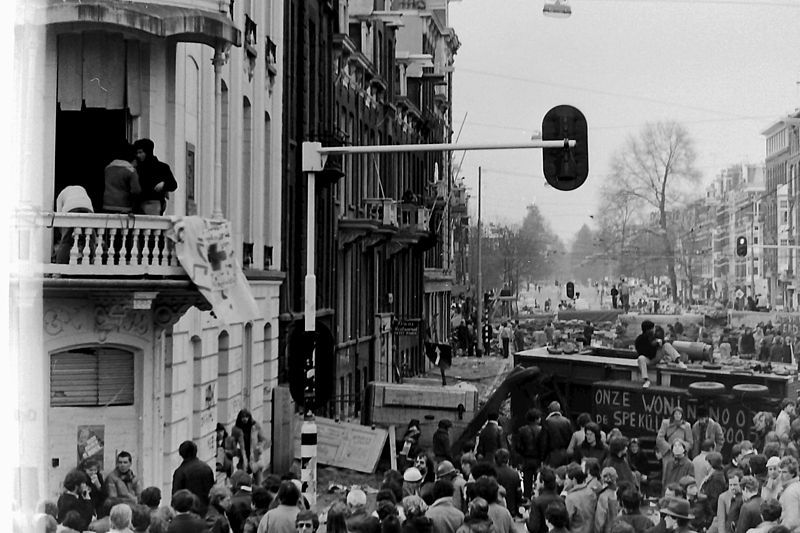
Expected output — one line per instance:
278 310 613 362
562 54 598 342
50 347 134 407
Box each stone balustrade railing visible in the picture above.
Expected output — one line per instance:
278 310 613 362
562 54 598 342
39 213 186 276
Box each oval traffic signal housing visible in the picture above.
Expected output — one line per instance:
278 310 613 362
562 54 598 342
542 105 588 191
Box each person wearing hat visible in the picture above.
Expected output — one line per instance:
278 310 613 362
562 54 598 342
433 419 454 464
403 467 424 499
132 138 177 215
346 488 380 533
659 498 696 533
761 456 784 501
436 461 466 513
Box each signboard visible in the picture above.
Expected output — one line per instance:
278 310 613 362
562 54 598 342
294 416 388 473
592 381 751 456
77 425 105 470
395 319 420 336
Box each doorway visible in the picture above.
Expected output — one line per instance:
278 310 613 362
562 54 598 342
55 106 130 211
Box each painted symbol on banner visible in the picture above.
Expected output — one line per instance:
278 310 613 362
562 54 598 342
735 289 744 299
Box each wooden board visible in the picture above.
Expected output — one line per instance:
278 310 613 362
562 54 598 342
294 417 388 473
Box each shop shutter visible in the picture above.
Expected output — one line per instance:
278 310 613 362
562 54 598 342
51 348 134 407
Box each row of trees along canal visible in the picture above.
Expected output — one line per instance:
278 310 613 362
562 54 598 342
468 121 702 301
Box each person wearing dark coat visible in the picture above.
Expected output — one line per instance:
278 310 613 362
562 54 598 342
494 449 522 518
456 497 494 533
603 437 638 489
57 469 94 532
476 412 505 464
575 423 608 464
172 440 215 516
615 486 653 533
133 138 178 215
699 452 728 517
228 471 253 533
541 401 573 467
734 476 761 533
80 459 107 516
168 489 210 533
516 407 544 500
526 467 563 533
433 420 454 464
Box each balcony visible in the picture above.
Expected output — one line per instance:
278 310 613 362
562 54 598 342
338 198 398 249
450 186 468 214
39 213 184 277
45 0 242 48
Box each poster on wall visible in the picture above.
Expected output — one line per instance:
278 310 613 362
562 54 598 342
77 425 105 470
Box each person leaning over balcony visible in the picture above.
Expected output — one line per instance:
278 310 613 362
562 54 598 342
103 140 141 214
134 138 177 215
54 184 95 264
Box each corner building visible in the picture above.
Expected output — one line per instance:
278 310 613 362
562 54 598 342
12 0 285 510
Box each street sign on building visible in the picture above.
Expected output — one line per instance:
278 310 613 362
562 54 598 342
394 318 421 336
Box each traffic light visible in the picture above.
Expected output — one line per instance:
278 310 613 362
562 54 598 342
483 292 490 309
566 281 575 299
736 236 748 257
542 105 589 191
482 324 493 347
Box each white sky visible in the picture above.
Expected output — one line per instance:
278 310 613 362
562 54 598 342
449 0 800 243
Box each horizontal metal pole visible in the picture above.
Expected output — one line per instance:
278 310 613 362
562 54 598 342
317 140 576 155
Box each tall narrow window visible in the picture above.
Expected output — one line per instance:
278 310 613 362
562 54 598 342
221 81 230 216
242 97 253 267
243 323 253 408
216 331 230 426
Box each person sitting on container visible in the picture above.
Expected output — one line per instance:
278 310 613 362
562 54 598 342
636 320 685 389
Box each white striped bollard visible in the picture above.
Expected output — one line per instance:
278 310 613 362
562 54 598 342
300 417 317 508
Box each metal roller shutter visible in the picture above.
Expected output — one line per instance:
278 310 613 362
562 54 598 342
50 348 134 407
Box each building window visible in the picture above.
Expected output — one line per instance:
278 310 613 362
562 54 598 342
50 348 134 407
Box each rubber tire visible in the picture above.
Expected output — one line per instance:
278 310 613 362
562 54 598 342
732 383 769 397
688 381 726 397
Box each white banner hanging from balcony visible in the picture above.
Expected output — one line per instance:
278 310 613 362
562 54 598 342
169 217 260 325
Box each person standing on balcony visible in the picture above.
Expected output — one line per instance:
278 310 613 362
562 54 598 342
103 141 141 214
133 138 177 215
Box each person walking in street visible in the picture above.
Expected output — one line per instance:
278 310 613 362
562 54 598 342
582 321 594 348
659 498 696 533
435 461 467 513
563 463 597 533
778 456 800 530
610 285 619 309
735 476 762 533
526 467 563 533
257 481 301 533
514 320 526 353
516 407 544 500
476 476 513 533
433 420 454 464
205 485 233 533
761 456 784 501
499 322 512 358
775 399 796 442
494 449 522 518
456 497 493 533
661 441 694 496
425 479 464 533
167 489 209 533
542 402 573 468
133 138 177 215
172 440 215 516
104 451 143 506
476 412 505 464
594 467 619 533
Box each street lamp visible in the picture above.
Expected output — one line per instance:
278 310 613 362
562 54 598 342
543 0 571 18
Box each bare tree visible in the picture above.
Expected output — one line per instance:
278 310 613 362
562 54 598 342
596 183 638 276
610 122 701 302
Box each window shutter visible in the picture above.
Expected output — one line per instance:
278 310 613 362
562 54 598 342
51 348 134 407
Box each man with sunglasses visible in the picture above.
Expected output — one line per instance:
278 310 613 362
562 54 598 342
295 510 319 533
